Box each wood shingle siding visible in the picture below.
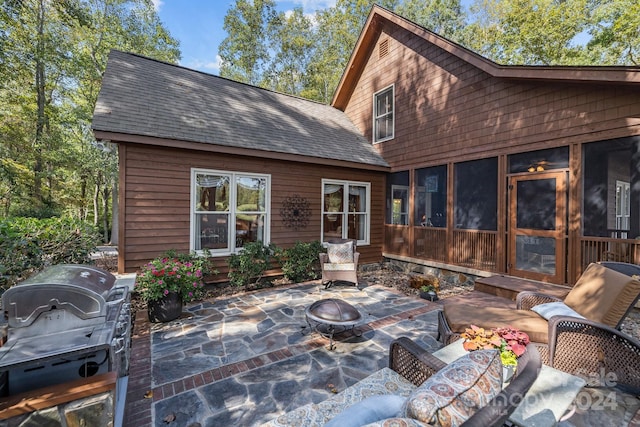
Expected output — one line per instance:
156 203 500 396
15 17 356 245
337 17 640 172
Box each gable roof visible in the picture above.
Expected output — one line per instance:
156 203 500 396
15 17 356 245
333 5 640 110
92 50 389 170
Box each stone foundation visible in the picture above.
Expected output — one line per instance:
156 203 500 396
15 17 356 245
382 258 478 289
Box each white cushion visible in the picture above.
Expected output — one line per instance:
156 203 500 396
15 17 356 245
324 395 407 427
531 301 586 320
327 241 354 263
323 263 356 271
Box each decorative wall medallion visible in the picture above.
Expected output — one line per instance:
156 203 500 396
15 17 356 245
280 194 311 230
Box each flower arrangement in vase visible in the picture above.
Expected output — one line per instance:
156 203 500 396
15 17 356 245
461 325 530 379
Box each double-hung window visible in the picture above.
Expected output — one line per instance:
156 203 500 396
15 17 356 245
373 85 394 143
192 169 270 254
322 180 370 244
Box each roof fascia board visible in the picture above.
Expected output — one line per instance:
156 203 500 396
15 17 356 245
92 130 390 172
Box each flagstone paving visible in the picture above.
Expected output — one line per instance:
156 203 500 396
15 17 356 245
124 281 443 427
123 280 640 427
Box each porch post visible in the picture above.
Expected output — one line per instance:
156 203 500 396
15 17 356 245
630 138 640 239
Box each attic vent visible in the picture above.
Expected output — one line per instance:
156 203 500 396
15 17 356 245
379 39 389 59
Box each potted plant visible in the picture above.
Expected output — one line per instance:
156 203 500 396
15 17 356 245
460 324 530 381
135 249 214 322
419 284 438 301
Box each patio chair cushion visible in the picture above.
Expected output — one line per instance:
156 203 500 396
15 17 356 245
531 301 585 320
563 262 640 327
403 349 503 425
322 262 356 271
327 241 354 263
324 395 407 427
261 367 417 427
444 303 550 343
361 418 428 427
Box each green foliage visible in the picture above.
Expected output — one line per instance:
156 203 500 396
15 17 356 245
0 0 180 235
0 216 101 289
219 0 278 85
134 249 216 303
227 241 276 287
419 284 436 293
276 240 324 283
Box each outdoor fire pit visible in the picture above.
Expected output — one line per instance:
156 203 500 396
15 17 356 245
305 298 362 350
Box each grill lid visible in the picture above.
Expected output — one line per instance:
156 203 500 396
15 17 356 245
19 264 115 295
2 264 117 329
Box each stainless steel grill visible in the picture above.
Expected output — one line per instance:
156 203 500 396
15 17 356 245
0 264 131 396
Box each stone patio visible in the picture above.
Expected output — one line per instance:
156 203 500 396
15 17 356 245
124 281 443 426
123 280 640 427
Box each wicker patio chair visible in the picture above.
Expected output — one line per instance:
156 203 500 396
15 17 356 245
319 238 359 288
438 262 640 363
389 337 542 427
547 317 640 394
598 261 640 277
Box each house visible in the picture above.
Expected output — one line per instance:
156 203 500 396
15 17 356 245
93 5 640 285
92 49 390 275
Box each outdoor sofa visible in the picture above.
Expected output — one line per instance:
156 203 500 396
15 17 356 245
438 262 640 363
261 337 541 427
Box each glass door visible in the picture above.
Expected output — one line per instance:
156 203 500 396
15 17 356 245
508 172 567 282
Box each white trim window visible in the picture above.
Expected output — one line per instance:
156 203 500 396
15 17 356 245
373 84 394 143
191 169 270 254
322 179 370 245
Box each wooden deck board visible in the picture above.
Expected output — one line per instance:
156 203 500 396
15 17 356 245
474 275 571 301
0 372 117 420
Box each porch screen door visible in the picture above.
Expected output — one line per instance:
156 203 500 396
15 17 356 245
508 172 566 283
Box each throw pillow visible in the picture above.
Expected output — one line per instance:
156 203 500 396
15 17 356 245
324 395 407 427
531 301 586 320
327 241 354 263
361 418 428 426
403 349 503 426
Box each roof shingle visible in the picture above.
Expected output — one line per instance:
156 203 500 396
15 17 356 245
92 50 389 168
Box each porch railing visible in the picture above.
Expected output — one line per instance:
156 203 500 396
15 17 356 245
384 226 639 278
384 225 498 272
414 227 447 262
579 237 640 271
450 229 498 271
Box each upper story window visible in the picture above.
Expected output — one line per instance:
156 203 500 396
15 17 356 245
192 168 270 255
322 179 370 245
373 85 394 143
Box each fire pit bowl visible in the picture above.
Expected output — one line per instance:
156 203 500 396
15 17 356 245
305 298 362 350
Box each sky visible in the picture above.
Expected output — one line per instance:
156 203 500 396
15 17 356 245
154 0 337 75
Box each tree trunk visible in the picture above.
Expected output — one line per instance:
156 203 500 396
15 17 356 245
93 181 100 226
110 179 119 245
33 0 47 207
102 185 110 243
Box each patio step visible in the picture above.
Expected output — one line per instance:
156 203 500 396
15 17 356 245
474 275 571 302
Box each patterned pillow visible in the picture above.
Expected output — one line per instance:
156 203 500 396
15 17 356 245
403 350 503 426
327 241 354 263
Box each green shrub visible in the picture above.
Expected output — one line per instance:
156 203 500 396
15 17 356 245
227 241 276 287
276 240 324 283
0 217 100 289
